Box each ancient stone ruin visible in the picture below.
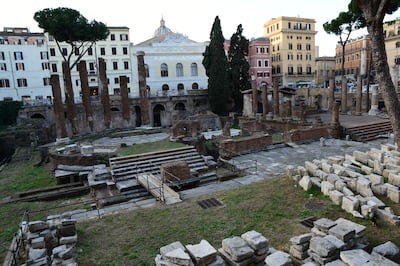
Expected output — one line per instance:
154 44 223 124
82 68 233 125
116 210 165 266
289 142 400 225
155 218 400 266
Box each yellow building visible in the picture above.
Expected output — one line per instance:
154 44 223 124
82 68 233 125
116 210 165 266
264 16 317 88
384 19 400 89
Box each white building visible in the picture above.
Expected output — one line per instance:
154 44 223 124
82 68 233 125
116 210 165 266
47 26 135 101
0 27 52 103
131 18 208 97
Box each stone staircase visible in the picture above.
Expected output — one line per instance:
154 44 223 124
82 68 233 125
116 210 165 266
344 120 392 142
109 146 217 200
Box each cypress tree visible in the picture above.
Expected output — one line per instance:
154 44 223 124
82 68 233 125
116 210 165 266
202 16 229 115
227 24 250 114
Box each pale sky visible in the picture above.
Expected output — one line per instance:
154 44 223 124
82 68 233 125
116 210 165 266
2 0 400 56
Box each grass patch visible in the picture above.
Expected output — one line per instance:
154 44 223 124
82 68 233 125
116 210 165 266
116 138 187 156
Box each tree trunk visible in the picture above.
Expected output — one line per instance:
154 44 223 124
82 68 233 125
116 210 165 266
357 0 400 147
341 43 347 113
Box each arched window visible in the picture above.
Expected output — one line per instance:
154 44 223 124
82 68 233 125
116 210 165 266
192 82 199 89
191 63 198 76
297 64 303 74
160 63 168 77
162 84 169 96
176 63 183 77
177 83 184 95
396 42 400 48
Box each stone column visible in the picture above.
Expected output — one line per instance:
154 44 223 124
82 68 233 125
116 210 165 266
50 75 67 138
329 78 335 111
78 61 94 131
368 85 379 116
355 75 362 115
341 75 347 113
137 51 150 125
262 84 268 117
120 76 130 122
98 58 111 128
331 101 340 126
287 100 292 118
273 79 279 118
252 76 257 117
62 62 78 135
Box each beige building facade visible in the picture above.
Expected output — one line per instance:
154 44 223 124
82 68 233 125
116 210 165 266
315 56 335 88
263 16 317 88
384 19 400 90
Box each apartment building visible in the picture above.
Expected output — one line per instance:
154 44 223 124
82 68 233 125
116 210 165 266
315 56 335 88
264 16 317 88
0 27 51 103
384 19 400 89
131 18 208 97
47 26 134 101
334 35 372 88
248 37 273 88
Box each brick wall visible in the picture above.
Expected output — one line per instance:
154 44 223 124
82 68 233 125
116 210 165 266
160 161 190 182
219 134 272 158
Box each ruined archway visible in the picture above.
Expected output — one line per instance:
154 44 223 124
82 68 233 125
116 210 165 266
30 113 45 119
153 104 165 127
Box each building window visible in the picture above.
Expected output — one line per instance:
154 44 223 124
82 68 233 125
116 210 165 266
395 57 400 65
288 65 293 75
0 79 10 87
110 34 115 41
277 65 281 74
14 51 23 60
306 53 312 61
257 60 262 67
51 63 58 72
257 72 263 77
113 62 118 70
88 47 93 56
264 60 269 67
120 34 128 41
123 47 128 55
89 62 95 72
306 65 312 74
288 53 293 61
124 61 129 70
191 63 198 76
114 77 119 84
305 23 311 30
100 47 106 55
16 63 25 70
74 47 79 56
112 47 117 55
288 22 291 29
297 65 303 74
40 51 48 60
161 63 168 77
297 53 302 60
62 48 67 56
297 43 302 50
43 77 51 86
288 43 293 50
50 48 56 56
145 64 149 77
17 78 28 87
0 63 6 71
306 44 311 50
0 52 4 60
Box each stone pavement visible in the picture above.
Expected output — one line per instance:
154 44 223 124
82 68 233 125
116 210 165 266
180 137 392 199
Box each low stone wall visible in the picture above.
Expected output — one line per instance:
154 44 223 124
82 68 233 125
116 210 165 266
285 127 331 142
219 134 272 158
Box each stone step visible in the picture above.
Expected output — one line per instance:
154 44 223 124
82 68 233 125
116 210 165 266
137 174 181 204
109 146 197 166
